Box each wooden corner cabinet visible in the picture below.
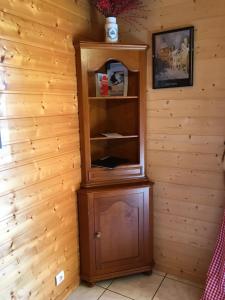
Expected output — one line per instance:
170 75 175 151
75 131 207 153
75 41 153 285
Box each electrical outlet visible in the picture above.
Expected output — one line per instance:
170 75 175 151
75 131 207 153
55 270 64 286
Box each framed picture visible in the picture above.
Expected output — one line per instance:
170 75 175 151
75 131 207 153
152 26 194 89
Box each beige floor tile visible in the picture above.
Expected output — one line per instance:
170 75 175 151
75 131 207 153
166 274 204 288
67 283 104 300
153 269 166 277
97 280 113 289
108 273 163 300
100 290 131 300
154 278 203 300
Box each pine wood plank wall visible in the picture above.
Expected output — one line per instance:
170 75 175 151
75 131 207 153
0 1 101 299
120 0 225 283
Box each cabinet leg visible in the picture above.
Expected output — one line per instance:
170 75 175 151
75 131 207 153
143 270 152 276
86 281 95 287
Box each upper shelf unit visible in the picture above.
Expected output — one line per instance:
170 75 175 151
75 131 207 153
75 41 148 187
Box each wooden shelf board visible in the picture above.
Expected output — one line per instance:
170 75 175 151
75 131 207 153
90 135 139 141
89 96 138 100
91 163 140 170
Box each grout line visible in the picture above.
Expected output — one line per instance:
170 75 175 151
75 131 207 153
151 273 167 300
106 288 135 300
152 271 167 278
97 273 167 300
98 289 107 300
107 280 114 289
95 280 114 289
165 275 204 289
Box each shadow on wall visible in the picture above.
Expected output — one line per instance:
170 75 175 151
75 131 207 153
89 8 105 42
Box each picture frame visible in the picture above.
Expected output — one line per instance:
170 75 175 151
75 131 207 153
152 26 194 89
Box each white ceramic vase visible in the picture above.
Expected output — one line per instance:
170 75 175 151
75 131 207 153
105 17 118 43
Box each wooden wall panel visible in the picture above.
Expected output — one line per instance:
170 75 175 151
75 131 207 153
0 94 78 118
0 67 76 93
0 116 78 144
0 1 102 299
120 0 225 283
0 40 75 74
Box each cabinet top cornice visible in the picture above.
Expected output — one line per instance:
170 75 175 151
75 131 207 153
75 41 148 51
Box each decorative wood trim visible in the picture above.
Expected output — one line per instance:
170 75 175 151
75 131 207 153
76 41 148 51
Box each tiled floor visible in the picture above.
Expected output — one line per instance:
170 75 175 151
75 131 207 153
67 271 204 300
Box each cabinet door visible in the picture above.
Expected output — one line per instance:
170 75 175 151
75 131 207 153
93 187 150 274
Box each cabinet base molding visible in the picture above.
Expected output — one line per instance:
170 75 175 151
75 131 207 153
78 181 153 285
82 265 153 286
80 177 152 188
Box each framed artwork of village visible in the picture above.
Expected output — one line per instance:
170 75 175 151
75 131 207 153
152 26 194 89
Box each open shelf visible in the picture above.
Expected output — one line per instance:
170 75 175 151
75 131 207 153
87 59 141 172
91 138 139 165
89 98 139 137
88 60 139 98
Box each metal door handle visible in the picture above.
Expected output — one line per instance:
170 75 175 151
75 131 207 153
95 232 101 239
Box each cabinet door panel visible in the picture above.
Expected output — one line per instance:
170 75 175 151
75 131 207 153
94 188 148 273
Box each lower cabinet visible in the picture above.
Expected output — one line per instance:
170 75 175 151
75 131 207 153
78 182 153 284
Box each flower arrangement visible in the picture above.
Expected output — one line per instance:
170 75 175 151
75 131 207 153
91 0 149 42
91 0 146 18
